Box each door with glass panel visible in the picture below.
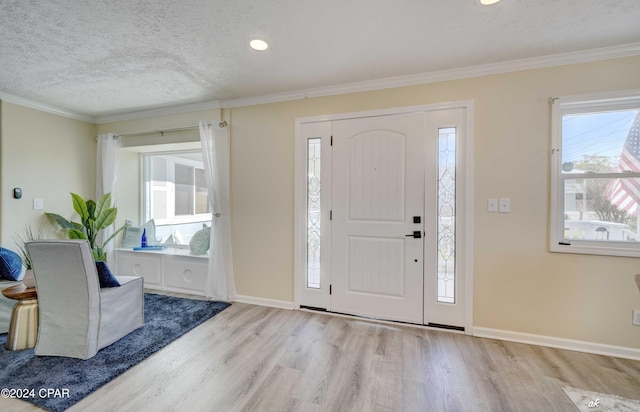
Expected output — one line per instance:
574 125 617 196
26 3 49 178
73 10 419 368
423 108 466 328
298 121 332 309
298 107 467 328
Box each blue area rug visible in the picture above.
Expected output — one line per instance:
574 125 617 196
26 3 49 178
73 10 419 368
0 293 230 411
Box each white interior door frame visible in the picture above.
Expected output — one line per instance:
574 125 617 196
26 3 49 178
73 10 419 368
294 101 474 333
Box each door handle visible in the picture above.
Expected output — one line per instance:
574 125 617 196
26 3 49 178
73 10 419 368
405 231 422 239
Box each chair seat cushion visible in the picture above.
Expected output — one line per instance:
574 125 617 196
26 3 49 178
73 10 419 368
98 276 144 349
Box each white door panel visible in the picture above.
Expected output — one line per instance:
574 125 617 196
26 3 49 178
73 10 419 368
347 129 405 222
347 236 405 297
331 113 425 324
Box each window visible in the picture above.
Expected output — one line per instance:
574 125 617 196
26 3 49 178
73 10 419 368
307 138 321 289
438 127 456 303
142 151 211 246
551 90 640 256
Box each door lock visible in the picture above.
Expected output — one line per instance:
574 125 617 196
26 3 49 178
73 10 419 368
405 231 422 239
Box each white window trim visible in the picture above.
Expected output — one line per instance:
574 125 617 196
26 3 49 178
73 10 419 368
550 89 640 257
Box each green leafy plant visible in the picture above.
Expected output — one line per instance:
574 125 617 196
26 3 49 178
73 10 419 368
46 192 128 261
13 224 47 269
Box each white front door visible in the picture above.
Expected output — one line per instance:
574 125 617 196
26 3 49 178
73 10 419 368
296 104 470 330
331 113 426 324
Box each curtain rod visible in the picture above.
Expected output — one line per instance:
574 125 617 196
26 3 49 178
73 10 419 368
105 120 228 139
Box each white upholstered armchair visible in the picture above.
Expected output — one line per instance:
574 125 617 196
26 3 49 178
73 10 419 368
26 240 144 359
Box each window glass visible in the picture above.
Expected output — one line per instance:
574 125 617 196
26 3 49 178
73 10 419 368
307 138 321 289
552 92 640 256
175 163 195 216
561 111 639 241
437 127 456 303
142 151 211 246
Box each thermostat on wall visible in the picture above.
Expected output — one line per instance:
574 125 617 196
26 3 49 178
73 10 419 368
13 188 22 199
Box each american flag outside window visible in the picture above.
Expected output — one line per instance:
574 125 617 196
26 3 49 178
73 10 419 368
608 112 640 216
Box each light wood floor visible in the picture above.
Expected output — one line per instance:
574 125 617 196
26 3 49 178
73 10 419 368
3 296 640 412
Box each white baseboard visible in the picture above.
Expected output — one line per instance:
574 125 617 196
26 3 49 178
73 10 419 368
233 295 295 310
473 327 640 361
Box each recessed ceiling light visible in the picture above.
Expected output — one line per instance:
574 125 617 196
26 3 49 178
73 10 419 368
249 39 269 51
480 0 501 4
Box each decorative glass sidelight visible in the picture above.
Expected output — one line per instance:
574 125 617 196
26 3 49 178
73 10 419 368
307 138 322 288
437 128 456 303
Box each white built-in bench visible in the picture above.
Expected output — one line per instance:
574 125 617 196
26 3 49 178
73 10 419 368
115 248 208 296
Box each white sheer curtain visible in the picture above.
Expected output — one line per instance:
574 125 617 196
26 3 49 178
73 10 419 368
96 133 121 262
199 121 237 301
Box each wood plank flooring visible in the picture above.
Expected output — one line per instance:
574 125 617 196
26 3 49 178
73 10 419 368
2 296 640 411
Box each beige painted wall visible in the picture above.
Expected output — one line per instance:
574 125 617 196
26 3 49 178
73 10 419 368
226 56 640 349
96 56 640 349
0 102 96 251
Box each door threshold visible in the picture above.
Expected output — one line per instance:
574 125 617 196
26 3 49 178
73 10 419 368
299 305 328 312
427 322 465 332
299 306 465 333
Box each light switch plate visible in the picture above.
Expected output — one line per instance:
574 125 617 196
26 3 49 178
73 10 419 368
499 197 511 213
33 198 44 210
488 198 498 212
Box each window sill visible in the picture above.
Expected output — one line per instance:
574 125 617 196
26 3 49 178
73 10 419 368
550 242 640 258
115 247 209 259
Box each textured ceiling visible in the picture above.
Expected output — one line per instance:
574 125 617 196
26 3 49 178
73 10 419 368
0 0 639 118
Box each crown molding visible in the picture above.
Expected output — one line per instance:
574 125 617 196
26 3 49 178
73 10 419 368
0 91 96 123
3 42 640 123
95 99 223 124
221 91 308 109
229 42 640 107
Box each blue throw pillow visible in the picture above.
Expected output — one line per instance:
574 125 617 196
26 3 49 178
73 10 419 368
0 247 24 281
95 261 121 288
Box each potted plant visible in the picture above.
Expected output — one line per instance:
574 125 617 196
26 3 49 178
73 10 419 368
13 224 46 287
46 192 128 262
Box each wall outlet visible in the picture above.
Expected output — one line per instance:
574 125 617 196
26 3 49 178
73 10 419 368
633 309 640 326
499 197 511 213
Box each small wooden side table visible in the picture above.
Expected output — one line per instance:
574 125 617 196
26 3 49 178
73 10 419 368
2 284 38 350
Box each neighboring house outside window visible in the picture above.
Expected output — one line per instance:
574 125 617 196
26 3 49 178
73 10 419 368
142 151 211 246
551 90 640 257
